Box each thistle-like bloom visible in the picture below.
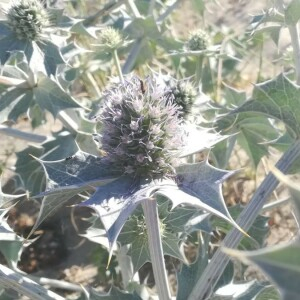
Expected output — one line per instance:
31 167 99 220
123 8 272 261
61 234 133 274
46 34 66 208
5 0 50 41
98 27 124 51
187 29 210 51
166 80 197 118
96 75 186 178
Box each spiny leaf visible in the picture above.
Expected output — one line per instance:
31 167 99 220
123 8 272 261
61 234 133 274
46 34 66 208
0 210 25 270
232 74 300 137
0 73 82 123
285 0 300 25
224 242 300 300
158 162 249 236
212 281 280 300
0 185 25 208
84 286 142 300
28 151 118 238
212 204 269 250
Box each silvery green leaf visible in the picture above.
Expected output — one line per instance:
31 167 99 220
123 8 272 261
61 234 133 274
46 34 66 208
180 126 229 157
177 233 210 300
0 72 82 123
212 204 269 250
285 0 300 25
84 286 142 300
0 185 25 208
15 132 79 195
117 198 193 272
158 162 248 235
224 242 300 300
232 74 300 137
29 151 117 238
0 210 25 270
212 281 279 300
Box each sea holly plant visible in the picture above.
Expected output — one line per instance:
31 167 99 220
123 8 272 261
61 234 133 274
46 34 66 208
1 0 300 300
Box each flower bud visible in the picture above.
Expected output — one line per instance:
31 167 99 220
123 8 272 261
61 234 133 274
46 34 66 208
187 29 210 51
98 27 124 51
6 0 50 41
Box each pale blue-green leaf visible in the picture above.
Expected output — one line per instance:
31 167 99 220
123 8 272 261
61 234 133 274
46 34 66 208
84 286 142 299
251 25 281 46
212 204 269 250
15 132 79 195
0 35 32 65
28 104 45 128
79 177 140 248
158 162 247 234
0 185 25 208
125 16 160 40
33 75 82 117
223 83 246 106
0 22 11 37
177 233 210 300
212 281 277 300
0 87 32 123
36 40 65 75
76 132 99 156
70 21 98 39
180 126 229 157
211 135 237 169
224 242 300 300
233 74 300 137
271 167 300 221
285 0 300 25
38 151 115 192
255 286 280 300
0 210 24 270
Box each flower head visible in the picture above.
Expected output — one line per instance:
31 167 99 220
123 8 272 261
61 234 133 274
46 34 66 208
187 29 210 51
98 27 124 51
95 75 186 178
166 80 197 118
5 0 50 41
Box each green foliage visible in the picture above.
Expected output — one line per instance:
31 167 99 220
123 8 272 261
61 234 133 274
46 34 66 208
1 0 300 299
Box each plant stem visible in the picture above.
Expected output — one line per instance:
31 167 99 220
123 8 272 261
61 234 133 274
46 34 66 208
188 140 300 300
157 0 183 24
83 0 127 26
195 55 204 86
0 264 64 300
142 198 171 300
112 49 124 83
288 24 300 85
0 125 47 143
261 196 290 213
122 38 144 74
28 275 83 292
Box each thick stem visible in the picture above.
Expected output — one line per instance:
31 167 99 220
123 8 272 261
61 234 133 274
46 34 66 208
122 38 144 74
188 140 300 300
83 0 127 26
0 264 64 300
0 125 47 143
288 24 300 85
195 55 204 86
112 49 124 83
142 198 171 300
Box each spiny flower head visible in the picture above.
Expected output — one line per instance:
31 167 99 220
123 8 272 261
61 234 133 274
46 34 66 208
98 27 124 51
5 0 50 41
187 29 210 51
166 80 197 118
95 75 186 178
